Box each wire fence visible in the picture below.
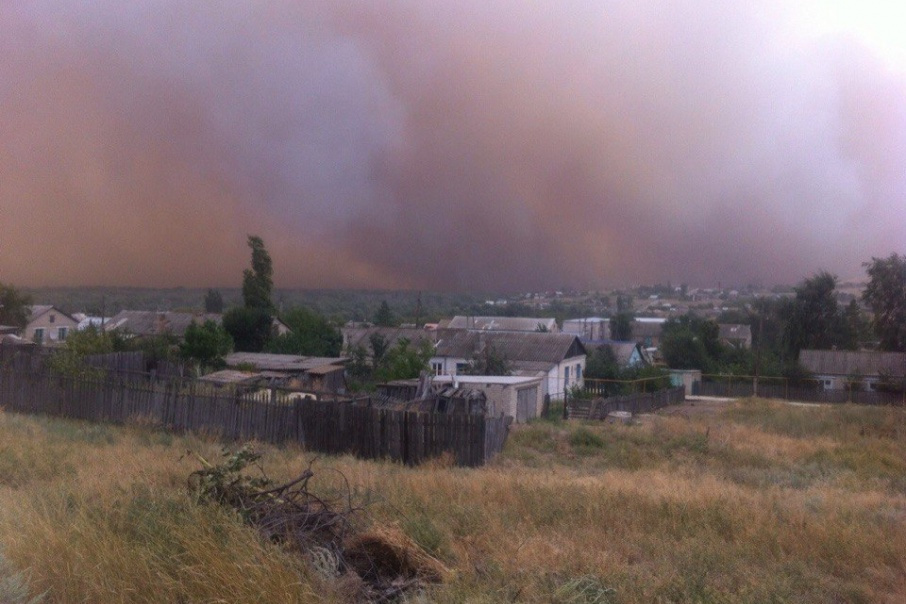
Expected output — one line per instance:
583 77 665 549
699 374 906 405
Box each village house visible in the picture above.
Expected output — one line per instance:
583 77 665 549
596 340 652 368
799 349 906 391
23 305 79 345
719 323 752 349
430 330 586 399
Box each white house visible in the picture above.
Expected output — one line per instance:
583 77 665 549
23 306 79 345
430 330 586 399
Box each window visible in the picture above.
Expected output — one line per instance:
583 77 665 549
564 366 570 386
576 364 582 381
431 362 443 375
33 328 45 344
455 362 468 375
57 327 68 341
49 314 55 324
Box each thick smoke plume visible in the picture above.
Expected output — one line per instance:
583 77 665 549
2 1 904 291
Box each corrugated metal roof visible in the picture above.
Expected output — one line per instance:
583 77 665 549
198 370 261 385
799 349 906 378
224 352 348 372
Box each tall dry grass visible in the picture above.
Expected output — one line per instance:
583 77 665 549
0 399 904 602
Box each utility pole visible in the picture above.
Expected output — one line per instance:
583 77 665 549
753 298 764 397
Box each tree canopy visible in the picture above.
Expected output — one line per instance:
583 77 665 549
180 320 233 368
372 338 433 383
265 307 342 357
781 271 849 354
223 307 272 353
373 301 396 327
863 253 906 352
241 235 274 312
204 289 224 313
661 314 722 372
610 312 634 341
0 282 32 328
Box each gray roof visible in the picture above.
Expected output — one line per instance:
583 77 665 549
434 330 585 365
719 323 752 341
443 316 558 332
342 326 437 352
27 305 53 319
27 305 77 324
799 349 906 378
108 311 223 338
224 352 348 372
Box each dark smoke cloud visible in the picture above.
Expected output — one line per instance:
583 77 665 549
1 1 904 291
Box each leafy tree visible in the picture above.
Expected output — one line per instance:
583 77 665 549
48 325 129 377
265 307 341 356
373 300 396 327
863 253 906 351
782 272 848 354
462 345 510 376
610 312 634 341
584 345 621 381
661 314 723 372
223 307 272 352
345 344 372 386
225 236 276 351
180 320 233 368
204 289 224 313
63 325 129 356
242 235 274 312
368 333 389 365
373 338 432 382
0 282 31 328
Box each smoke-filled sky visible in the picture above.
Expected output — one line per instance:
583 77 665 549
2 1 905 291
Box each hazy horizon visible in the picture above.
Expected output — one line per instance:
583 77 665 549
3 2 904 291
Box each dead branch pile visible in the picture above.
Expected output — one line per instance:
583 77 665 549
187 446 448 602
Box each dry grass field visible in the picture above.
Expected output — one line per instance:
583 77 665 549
0 398 904 603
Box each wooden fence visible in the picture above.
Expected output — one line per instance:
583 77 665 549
566 387 685 421
0 367 511 467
